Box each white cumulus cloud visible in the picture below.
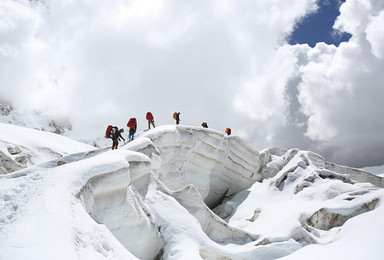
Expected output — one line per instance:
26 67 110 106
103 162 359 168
287 0 384 166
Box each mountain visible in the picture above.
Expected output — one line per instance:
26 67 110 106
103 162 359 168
0 99 72 136
0 125 383 260
0 99 115 149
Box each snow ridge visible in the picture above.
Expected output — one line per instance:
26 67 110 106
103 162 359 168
1 125 384 260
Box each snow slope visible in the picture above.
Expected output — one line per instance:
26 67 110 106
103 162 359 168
0 123 95 174
1 125 384 260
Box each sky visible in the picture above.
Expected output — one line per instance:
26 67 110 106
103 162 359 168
289 0 352 46
0 0 384 168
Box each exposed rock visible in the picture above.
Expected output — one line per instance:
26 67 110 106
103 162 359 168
0 99 13 116
7 146 22 155
15 155 28 165
56 160 66 166
49 119 72 135
0 151 26 173
308 198 380 230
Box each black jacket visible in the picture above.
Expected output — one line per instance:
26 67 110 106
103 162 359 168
129 125 137 135
112 131 125 141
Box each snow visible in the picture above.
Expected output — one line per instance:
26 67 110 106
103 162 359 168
1 124 384 259
0 123 95 174
279 202 384 260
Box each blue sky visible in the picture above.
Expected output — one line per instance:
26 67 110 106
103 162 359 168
289 0 351 47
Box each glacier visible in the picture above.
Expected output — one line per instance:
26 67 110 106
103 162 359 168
1 123 384 260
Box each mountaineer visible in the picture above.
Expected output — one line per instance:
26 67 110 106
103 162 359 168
111 127 125 149
146 112 156 129
173 112 181 125
127 118 137 142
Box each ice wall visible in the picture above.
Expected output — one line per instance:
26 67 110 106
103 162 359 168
78 151 164 260
137 126 261 208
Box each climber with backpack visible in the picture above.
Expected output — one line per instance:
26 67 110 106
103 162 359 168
225 128 231 136
127 118 137 142
146 112 155 129
111 127 125 149
173 112 180 125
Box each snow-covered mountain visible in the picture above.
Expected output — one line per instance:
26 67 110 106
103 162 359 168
0 99 72 136
1 124 383 260
0 99 107 148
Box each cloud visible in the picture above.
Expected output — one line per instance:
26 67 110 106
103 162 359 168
232 0 384 167
366 10 384 59
0 0 316 129
1 0 383 167
287 0 384 167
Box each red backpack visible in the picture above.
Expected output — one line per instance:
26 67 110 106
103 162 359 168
105 125 117 138
127 118 137 128
105 125 113 138
146 112 153 121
